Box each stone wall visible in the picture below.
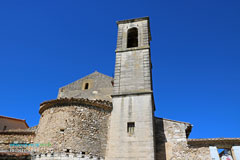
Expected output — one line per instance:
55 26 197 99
106 94 155 160
155 117 211 160
0 131 35 152
34 102 111 158
113 49 152 95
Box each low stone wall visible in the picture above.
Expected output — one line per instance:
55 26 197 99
34 101 111 158
0 131 35 152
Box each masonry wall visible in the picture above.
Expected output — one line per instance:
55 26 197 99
106 94 155 160
114 49 152 95
0 132 35 152
58 72 113 102
155 118 211 160
34 104 111 158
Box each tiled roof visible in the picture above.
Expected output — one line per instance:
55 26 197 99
0 115 29 131
39 98 113 114
0 152 30 157
0 129 35 135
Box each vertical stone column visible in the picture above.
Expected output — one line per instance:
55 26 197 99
232 146 240 160
209 146 220 160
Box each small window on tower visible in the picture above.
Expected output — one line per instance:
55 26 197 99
60 129 64 133
127 27 138 48
84 83 89 90
127 122 135 135
3 125 7 131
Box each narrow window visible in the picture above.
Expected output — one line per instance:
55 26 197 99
84 83 89 90
127 28 138 48
3 125 7 131
81 152 85 158
60 129 64 133
127 122 135 134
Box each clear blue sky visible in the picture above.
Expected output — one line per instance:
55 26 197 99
0 0 239 139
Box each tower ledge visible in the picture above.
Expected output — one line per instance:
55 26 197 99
116 16 149 24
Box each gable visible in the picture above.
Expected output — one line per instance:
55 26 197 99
57 71 113 101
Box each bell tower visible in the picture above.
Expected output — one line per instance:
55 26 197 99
106 17 155 160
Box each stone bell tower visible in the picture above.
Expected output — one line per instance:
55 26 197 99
106 17 155 160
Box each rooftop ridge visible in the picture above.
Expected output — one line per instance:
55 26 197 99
0 129 35 135
155 116 192 125
0 115 29 128
59 71 113 89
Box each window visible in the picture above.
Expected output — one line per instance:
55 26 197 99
3 125 7 131
60 129 64 133
127 28 138 48
127 122 135 135
81 152 85 158
84 83 89 90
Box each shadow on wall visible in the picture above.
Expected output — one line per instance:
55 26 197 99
155 118 167 160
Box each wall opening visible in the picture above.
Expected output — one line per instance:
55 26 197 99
84 83 89 90
218 148 233 160
127 28 138 48
81 152 85 158
3 125 7 131
127 122 135 135
60 129 65 133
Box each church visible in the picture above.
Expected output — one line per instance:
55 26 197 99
0 17 239 160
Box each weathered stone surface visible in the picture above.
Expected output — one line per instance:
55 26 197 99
106 94 155 160
155 118 211 160
0 131 35 152
114 49 152 95
58 71 113 102
34 103 111 158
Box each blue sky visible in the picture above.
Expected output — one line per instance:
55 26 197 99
0 0 239 139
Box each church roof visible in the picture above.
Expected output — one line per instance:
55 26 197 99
0 152 31 158
0 115 29 131
39 98 113 115
59 71 113 89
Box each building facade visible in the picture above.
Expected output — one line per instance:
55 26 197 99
0 17 239 160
